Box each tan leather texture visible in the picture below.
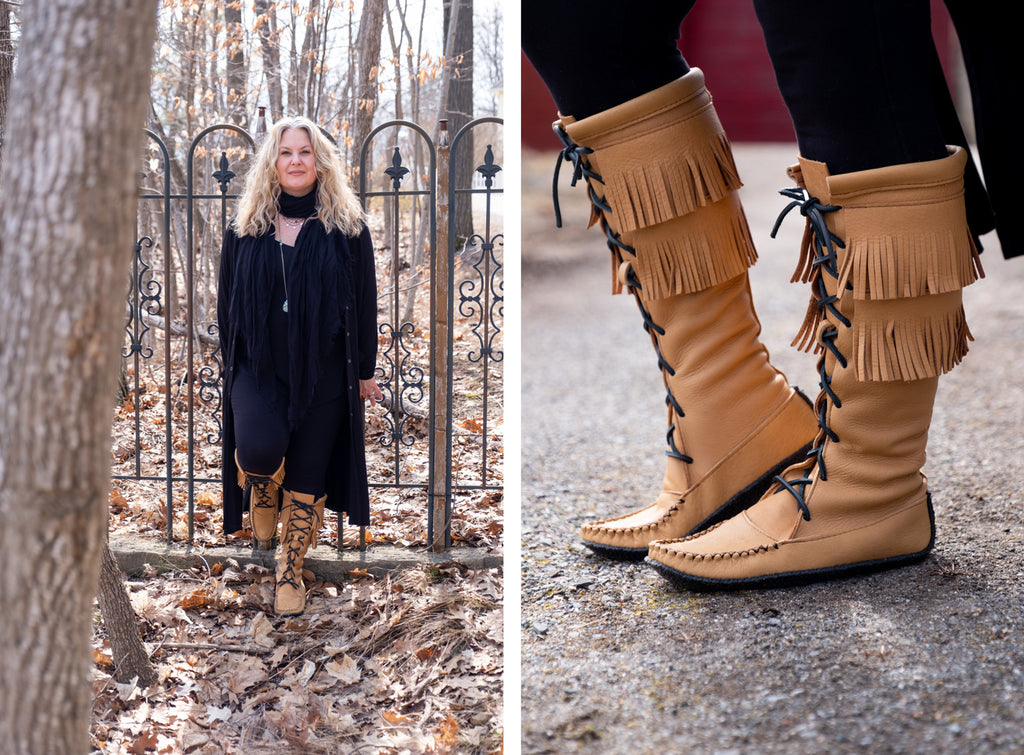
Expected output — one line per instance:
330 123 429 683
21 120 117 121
581 272 818 551
648 148 978 584
561 70 819 554
236 454 285 548
275 491 325 615
558 68 757 300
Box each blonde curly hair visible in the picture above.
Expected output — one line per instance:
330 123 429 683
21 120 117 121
234 116 365 238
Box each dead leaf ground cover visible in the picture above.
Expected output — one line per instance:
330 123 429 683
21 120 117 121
91 560 503 754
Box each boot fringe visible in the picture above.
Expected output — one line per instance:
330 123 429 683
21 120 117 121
601 131 743 234
790 225 817 285
838 232 982 301
632 197 758 299
791 293 823 354
790 224 824 352
854 302 973 382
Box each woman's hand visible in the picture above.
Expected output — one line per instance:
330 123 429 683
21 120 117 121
360 378 383 407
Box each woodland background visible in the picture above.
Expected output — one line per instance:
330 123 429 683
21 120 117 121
0 1 505 753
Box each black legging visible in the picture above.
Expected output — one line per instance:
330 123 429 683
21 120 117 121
522 0 695 120
523 0 946 175
231 363 348 497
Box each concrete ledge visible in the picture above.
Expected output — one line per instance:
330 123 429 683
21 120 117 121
109 534 503 582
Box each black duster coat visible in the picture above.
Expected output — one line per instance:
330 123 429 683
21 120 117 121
217 222 378 532
939 1 1023 260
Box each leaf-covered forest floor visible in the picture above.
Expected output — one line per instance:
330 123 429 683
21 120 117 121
93 210 504 753
91 560 503 754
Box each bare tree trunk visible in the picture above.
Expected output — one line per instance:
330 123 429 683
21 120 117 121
97 538 157 687
0 2 14 163
254 0 283 120
444 0 474 243
309 0 332 120
296 0 320 118
351 0 385 179
400 0 431 326
286 2 299 115
339 0 357 163
385 7 403 120
223 0 246 124
0 1 158 754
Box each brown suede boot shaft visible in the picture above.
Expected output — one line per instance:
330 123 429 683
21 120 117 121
559 68 757 300
275 490 325 615
649 146 981 586
236 453 285 550
565 70 818 556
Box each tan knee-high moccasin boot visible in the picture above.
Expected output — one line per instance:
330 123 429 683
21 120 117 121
275 490 325 615
236 453 285 550
554 68 818 559
647 146 983 588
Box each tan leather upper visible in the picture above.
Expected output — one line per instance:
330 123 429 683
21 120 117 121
559 69 757 301
649 148 979 582
564 70 818 552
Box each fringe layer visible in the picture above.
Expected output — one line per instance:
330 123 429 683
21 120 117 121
599 131 743 234
626 193 758 299
853 293 972 382
791 293 823 354
837 232 983 301
789 217 981 353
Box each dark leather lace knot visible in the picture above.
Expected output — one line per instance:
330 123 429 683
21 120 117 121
771 188 846 279
551 125 693 467
771 188 852 521
248 476 279 512
552 123 603 228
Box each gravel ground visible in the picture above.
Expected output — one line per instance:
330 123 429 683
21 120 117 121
521 145 1024 754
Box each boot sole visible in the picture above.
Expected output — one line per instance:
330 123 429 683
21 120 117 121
645 495 936 591
581 442 814 562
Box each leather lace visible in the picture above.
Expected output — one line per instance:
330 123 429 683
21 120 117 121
248 475 279 513
278 498 318 590
770 188 848 520
551 124 693 466
551 125 631 256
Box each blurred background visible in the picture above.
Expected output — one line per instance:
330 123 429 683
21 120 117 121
521 0 968 152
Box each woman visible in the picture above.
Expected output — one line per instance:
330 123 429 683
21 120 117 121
525 0 1017 588
217 116 382 615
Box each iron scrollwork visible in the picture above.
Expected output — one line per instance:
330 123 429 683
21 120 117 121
458 145 504 364
375 321 425 448
197 324 223 445
123 235 162 359
374 145 426 450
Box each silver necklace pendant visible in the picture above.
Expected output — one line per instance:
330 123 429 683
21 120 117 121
278 238 290 313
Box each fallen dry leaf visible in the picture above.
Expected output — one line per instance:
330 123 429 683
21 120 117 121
250 611 276 648
127 727 159 754
324 654 362 685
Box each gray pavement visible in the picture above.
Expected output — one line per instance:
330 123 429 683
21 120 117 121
521 144 1024 754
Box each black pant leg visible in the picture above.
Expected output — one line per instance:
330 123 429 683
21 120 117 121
754 0 947 174
522 0 696 119
230 365 289 476
281 393 349 498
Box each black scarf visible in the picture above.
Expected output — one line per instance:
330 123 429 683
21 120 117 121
230 189 351 428
277 184 319 218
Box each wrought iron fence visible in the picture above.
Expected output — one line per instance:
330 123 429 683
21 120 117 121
115 117 503 551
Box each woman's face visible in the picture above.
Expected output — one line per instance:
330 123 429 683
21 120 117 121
276 128 317 197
